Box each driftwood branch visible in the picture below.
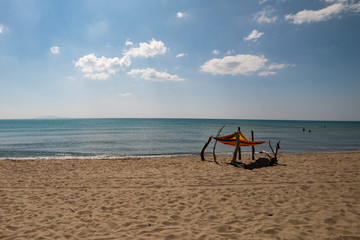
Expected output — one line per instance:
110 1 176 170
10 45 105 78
259 150 272 159
259 140 281 166
275 141 281 159
269 141 276 156
212 125 225 164
200 136 213 161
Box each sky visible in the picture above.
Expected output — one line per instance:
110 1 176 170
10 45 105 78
0 0 360 121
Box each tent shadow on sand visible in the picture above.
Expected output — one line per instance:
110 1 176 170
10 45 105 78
239 158 285 170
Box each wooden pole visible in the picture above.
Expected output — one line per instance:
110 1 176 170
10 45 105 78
238 127 241 160
231 131 240 166
251 130 255 160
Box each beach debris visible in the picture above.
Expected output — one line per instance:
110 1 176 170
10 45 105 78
68 205 76 213
260 141 280 165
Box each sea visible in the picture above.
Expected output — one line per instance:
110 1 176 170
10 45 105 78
0 118 359 160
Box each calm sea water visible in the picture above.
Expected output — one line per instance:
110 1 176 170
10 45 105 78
0 118 359 160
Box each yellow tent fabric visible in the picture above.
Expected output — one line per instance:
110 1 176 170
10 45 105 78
214 131 265 147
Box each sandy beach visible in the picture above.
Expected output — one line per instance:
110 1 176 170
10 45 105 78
0 152 359 239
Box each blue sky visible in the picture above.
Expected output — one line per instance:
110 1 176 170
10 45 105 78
0 0 359 120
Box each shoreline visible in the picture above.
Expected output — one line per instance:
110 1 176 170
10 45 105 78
1 150 360 161
1 152 359 239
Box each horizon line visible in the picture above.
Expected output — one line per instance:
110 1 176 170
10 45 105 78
0 117 359 122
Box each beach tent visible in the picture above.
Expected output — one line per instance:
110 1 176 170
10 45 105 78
200 129 265 162
214 131 265 147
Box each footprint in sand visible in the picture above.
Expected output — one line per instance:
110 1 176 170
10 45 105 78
288 219 307 225
324 217 337 225
6 225 19 231
170 215 182 221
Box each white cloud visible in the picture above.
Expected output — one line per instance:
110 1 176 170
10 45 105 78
75 38 169 80
75 53 131 80
177 12 184 18
259 63 290 76
127 68 184 82
285 3 345 24
348 2 360 13
0 24 5 34
325 0 347 3
268 63 288 70
212 49 220 55
348 2 360 12
326 0 360 11
119 93 132 97
254 9 278 23
124 39 167 58
285 1 360 24
50 46 60 54
176 53 187 58
244 30 264 41
200 54 289 76
258 71 276 76
226 50 235 55
125 39 133 46
87 21 108 37
86 72 111 80
201 54 268 76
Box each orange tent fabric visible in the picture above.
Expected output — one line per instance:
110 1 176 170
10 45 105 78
214 131 265 147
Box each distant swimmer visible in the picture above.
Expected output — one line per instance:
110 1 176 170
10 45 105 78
309 129 311 133
302 128 305 132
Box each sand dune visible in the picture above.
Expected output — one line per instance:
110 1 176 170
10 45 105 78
1 152 359 239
